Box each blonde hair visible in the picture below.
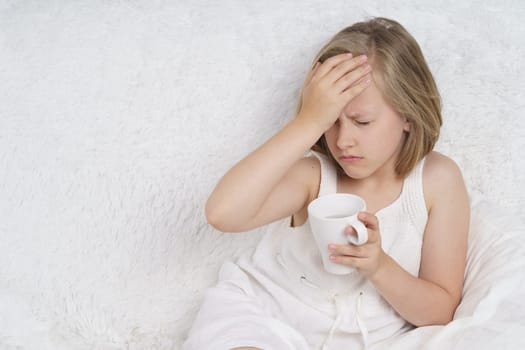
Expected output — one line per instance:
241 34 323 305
298 17 442 178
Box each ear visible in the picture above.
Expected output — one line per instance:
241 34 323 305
403 117 411 132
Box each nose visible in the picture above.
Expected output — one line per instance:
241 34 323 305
336 119 357 150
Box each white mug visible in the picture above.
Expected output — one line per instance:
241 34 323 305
307 193 368 275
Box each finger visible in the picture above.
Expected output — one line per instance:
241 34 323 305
324 54 368 85
340 74 372 100
330 242 368 258
330 254 365 267
315 52 353 79
345 226 369 246
305 61 320 84
358 211 379 230
345 226 358 239
344 73 371 91
334 63 372 93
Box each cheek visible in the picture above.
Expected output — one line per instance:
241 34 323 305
323 128 337 147
375 125 407 150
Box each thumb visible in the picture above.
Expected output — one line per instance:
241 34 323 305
358 211 379 230
306 61 320 84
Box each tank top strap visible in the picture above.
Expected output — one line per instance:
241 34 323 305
400 156 429 235
306 150 337 197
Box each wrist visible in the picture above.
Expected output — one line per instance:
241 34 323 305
368 251 390 283
294 111 331 136
274 115 327 156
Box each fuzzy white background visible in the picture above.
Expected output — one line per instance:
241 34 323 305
1 0 524 349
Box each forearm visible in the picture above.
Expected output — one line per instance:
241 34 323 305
369 254 460 326
206 115 323 228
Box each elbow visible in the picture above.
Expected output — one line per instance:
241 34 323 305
412 297 459 327
411 314 452 327
205 200 227 232
205 199 241 233
430 312 455 326
414 311 454 327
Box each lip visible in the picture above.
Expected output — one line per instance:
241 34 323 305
340 155 363 162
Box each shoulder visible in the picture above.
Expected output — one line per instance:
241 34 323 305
293 155 321 199
287 155 322 227
423 151 463 181
422 151 467 210
423 151 464 186
290 154 321 178
280 154 322 204
299 153 322 169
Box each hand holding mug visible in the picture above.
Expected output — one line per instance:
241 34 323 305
328 211 386 278
308 193 370 274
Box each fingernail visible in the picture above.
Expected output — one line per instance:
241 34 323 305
347 53 353 57
328 244 336 251
330 255 336 261
361 55 368 62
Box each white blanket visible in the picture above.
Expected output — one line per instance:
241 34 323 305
370 195 525 349
1 1 524 349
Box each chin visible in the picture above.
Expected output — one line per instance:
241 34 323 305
339 166 367 180
345 172 367 180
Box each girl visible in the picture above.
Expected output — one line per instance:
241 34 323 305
183 17 469 350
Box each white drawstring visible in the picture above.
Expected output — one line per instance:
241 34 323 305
356 291 369 348
321 294 346 350
321 292 369 350
276 253 369 350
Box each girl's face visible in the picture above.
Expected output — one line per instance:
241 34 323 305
324 75 410 180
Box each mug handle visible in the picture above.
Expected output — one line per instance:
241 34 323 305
346 217 368 245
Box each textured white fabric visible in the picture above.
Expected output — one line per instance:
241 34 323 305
368 194 525 350
181 262 310 350
183 151 427 349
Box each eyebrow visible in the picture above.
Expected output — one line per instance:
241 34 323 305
343 111 372 118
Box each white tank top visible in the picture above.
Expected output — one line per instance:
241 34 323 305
237 151 428 341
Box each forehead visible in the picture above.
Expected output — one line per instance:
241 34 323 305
343 74 389 114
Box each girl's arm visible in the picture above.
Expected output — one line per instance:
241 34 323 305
206 53 372 232
329 152 469 325
206 118 323 232
372 153 469 325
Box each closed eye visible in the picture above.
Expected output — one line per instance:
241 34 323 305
355 120 370 125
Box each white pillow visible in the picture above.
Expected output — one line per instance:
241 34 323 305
371 194 525 350
454 192 525 319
